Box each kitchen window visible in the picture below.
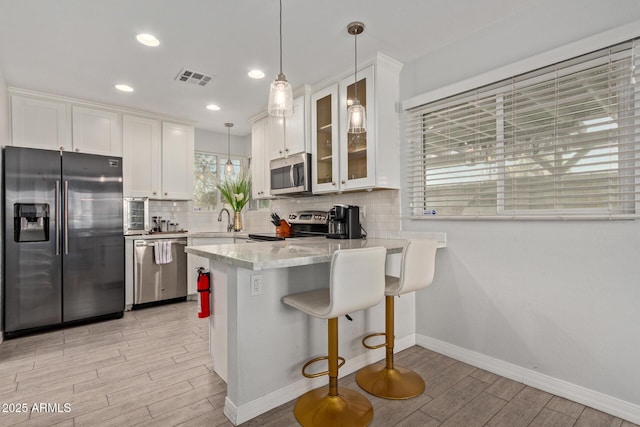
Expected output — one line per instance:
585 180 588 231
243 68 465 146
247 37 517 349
406 37 639 220
193 151 243 212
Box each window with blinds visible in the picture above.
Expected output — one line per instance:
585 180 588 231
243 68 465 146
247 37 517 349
406 38 639 219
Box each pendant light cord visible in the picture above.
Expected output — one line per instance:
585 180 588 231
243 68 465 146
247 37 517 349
354 30 358 99
279 0 283 75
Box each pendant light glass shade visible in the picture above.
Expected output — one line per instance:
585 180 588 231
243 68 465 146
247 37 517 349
268 0 293 117
225 123 234 175
347 99 366 134
347 22 366 134
268 73 293 117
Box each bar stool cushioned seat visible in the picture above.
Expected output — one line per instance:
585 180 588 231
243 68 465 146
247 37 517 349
356 239 438 400
283 246 387 427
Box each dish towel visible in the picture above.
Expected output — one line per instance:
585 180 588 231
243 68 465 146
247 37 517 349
154 241 173 265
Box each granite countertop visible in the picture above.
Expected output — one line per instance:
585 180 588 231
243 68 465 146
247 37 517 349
185 237 410 271
125 231 251 240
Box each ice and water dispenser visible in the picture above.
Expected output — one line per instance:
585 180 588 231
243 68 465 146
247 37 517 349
14 203 50 242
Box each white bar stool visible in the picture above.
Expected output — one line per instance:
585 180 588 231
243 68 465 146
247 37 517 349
356 239 438 400
282 246 387 427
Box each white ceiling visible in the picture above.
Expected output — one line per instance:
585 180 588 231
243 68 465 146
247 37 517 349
0 0 542 135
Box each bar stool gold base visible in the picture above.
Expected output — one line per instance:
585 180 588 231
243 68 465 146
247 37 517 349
356 363 425 400
294 386 373 427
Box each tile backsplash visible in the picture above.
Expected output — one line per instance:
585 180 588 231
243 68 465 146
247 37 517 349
151 189 401 238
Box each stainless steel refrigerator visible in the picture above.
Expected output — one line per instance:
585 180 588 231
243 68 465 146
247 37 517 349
3 146 124 337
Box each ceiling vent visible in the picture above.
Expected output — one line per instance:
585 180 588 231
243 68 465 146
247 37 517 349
175 68 213 86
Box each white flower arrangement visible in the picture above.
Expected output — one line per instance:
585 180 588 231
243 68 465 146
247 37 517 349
215 170 252 212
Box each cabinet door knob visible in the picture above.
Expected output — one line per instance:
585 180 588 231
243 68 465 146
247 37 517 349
284 148 289 152
60 146 65 151
332 182 336 186
75 148 80 152
341 180 346 184
279 150 283 155
164 192 168 196
153 192 157 195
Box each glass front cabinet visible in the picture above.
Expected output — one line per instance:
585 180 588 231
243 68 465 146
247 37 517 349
311 54 402 193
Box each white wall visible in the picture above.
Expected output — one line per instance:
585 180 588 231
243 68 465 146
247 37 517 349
400 0 640 417
195 128 251 157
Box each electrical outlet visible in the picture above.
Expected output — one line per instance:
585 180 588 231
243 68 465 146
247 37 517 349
250 275 263 296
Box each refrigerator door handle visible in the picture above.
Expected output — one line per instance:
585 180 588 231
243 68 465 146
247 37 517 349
55 180 60 256
64 180 69 255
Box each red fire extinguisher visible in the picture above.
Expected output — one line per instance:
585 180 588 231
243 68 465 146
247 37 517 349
197 267 211 318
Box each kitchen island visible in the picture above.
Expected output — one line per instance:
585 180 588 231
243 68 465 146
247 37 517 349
185 237 431 425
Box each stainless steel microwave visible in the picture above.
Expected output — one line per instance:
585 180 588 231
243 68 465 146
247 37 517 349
269 153 312 196
123 197 149 235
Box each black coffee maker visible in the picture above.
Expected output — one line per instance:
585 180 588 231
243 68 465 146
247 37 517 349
327 204 361 239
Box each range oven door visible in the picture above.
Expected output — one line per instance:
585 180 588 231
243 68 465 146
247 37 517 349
270 153 311 195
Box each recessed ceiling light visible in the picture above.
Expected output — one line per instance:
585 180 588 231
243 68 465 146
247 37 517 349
206 104 221 111
136 33 160 47
248 69 265 79
115 84 134 92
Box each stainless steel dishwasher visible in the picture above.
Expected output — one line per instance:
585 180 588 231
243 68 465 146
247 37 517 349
133 237 187 306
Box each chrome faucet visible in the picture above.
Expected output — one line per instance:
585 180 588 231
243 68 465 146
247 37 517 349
218 208 233 232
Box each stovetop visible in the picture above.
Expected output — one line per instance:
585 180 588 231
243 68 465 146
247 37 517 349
247 231 327 241
247 233 285 241
249 210 330 242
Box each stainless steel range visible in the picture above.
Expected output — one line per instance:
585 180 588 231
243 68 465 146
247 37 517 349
247 210 329 241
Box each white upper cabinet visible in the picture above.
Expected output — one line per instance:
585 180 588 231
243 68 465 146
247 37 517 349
123 115 161 197
310 84 340 193
270 95 307 160
11 93 122 157
72 106 122 156
251 115 272 199
310 54 402 194
11 95 71 151
161 122 195 200
123 118 194 200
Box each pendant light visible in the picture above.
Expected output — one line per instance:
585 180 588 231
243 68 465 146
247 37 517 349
267 0 293 117
225 123 234 175
347 22 366 134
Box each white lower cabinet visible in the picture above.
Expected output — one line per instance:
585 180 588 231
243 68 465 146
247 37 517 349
125 239 135 308
186 237 234 295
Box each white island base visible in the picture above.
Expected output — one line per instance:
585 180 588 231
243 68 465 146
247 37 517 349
188 238 417 425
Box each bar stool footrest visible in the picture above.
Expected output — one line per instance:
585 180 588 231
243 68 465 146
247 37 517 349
356 362 425 400
362 332 386 349
294 386 373 427
302 355 346 378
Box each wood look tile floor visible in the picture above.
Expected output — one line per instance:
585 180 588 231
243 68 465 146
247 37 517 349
0 301 637 427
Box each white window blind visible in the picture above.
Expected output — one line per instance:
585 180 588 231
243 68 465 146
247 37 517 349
406 38 640 219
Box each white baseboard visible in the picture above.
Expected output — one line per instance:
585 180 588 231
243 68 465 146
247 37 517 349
224 334 416 425
416 334 640 425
